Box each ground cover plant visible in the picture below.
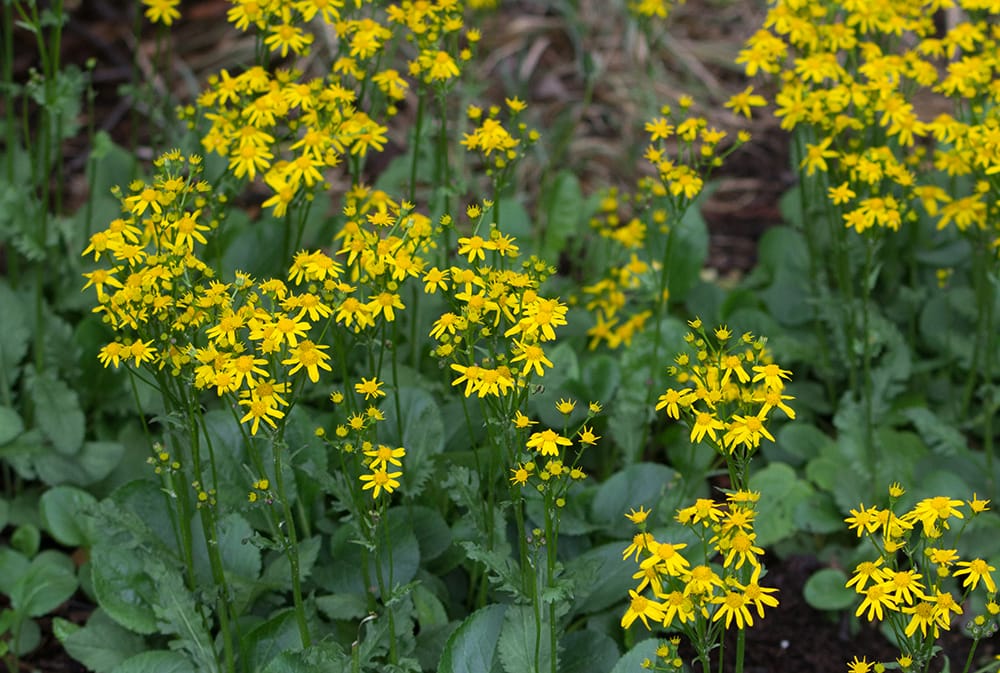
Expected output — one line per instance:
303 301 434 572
1 0 1000 672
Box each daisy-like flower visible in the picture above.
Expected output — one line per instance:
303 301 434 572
621 589 666 630
282 340 331 383
355 376 385 400
359 467 402 499
953 558 997 593
526 429 572 457
364 444 405 470
143 0 181 26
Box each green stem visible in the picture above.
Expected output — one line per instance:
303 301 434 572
408 87 425 205
861 236 876 489
735 628 746 673
637 220 675 461
274 438 312 647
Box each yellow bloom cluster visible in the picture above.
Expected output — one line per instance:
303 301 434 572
509 399 600 494
846 484 997 669
621 490 778 635
656 320 794 460
193 0 480 212
578 105 745 351
738 0 1000 241
426 205 567 399
83 151 354 437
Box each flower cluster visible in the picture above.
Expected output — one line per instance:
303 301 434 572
82 151 350 440
846 484 997 672
508 399 601 497
737 0 1000 244
578 104 746 351
621 491 779 651
656 320 794 468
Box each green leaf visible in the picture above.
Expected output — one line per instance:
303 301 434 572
608 639 660 673
497 604 553 673
412 583 448 631
34 440 125 486
0 280 30 384
665 197 710 301
438 603 507 673
326 510 420 596
59 608 147 673
901 407 967 457
591 463 677 530
566 541 637 616
0 548 30 595
90 542 159 635
380 387 445 499
0 406 24 445
9 551 78 617
11 523 40 557
315 593 368 621
748 462 814 546
404 505 452 563
581 354 621 405
803 568 856 611
541 170 584 263
29 371 85 455
260 643 350 673
771 423 831 467
260 535 322 592
559 630 619 673
40 485 98 546
242 609 304 672
9 617 40 656
110 650 197 673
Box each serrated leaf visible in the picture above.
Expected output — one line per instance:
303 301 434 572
438 603 507 673
803 568 856 611
497 604 553 673
901 407 967 457
260 643 350 673
29 372 85 455
40 485 98 547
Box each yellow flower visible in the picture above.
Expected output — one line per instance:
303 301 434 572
578 425 601 446
953 559 997 593
364 444 405 470
513 410 536 429
526 429 572 457
360 467 402 499
724 85 767 119
282 340 332 383
556 398 576 415
712 588 754 629
355 377 385 400
625 506 649 525
142 0 181 25
621 590 666 630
